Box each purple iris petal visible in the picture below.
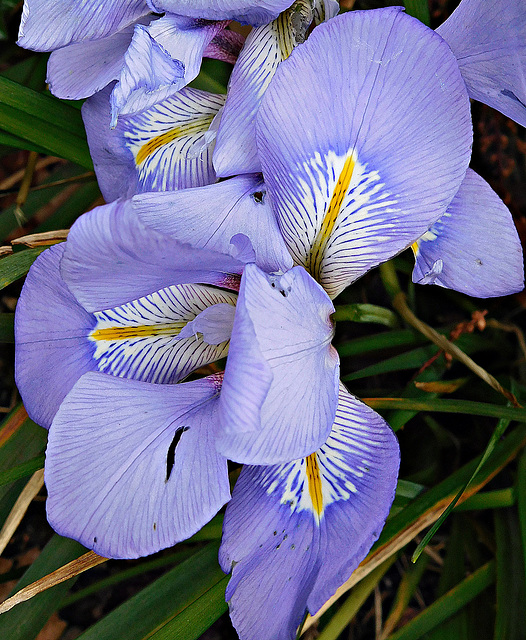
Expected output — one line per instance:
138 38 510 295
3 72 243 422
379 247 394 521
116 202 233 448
46 372 228 559
437 0 526 127
146 0 294 26
60 198 242 312
83 85 223 201
217 263 339 465
213 0 332 177
412 168 524 297
81 86 138 202
220 384 400 640
110 15 228 124
110 22 186 126
133 174 294 273
257 7 472 298
18 0 150 51
14 244 96 429
46 19 148 101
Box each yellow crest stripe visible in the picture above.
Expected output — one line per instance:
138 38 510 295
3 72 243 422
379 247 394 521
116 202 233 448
309 153 356 280
90 322 186 341
305 452 323 517
135 116 215 166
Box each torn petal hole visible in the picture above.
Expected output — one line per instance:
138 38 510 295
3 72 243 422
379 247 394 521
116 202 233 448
166 426 189 482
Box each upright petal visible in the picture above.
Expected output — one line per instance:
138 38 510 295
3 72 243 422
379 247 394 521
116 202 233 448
257 8 472 298
47 20 147 100
220 384 400 640
437 0 526 127
60 199 242 312
133 174 294 273
18 0 150 51
146 0 294 26
412 169 524 297
110 23 186 125
83 86 224 200
46 372 229 559
217 264 339 464
110 16 229 123
213 0 317 177
15 244 96 429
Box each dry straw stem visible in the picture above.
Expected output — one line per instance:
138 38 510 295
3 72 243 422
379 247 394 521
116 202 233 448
392 291 521 407
11 229 69 248
0 469 44 555
0 551 107 614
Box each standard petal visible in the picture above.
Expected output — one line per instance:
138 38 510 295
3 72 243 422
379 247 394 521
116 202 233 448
133 174 294 273
220 384 400 640
213 0 316 177
47 20 144 100
46 372 229 558
18 0 150 51
437 0 526 127
146 0 294 26
412 169 524 297
257 8 472 298
90 285 237 383
14 244 96 429
109 23 186 125
217 264 339 464
60 199 242 312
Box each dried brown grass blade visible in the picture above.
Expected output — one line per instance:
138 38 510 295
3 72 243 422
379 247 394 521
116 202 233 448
0 551 107 615
0 469 44 556
11 230 69 248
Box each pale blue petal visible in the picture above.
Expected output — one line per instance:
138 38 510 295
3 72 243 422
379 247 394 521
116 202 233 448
213 1 317 177
217 264 339 464
110 23 186 126
412 169 524 297
46 372 228 559
257 8 472 298
133 174 293 273
18 0 149 51
437 0 526 126
220 384 399 640
14 244 96 429
61 199 242 312
146 0 294 26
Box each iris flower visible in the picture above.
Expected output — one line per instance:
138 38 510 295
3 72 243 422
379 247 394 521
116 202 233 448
13 5 525 640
